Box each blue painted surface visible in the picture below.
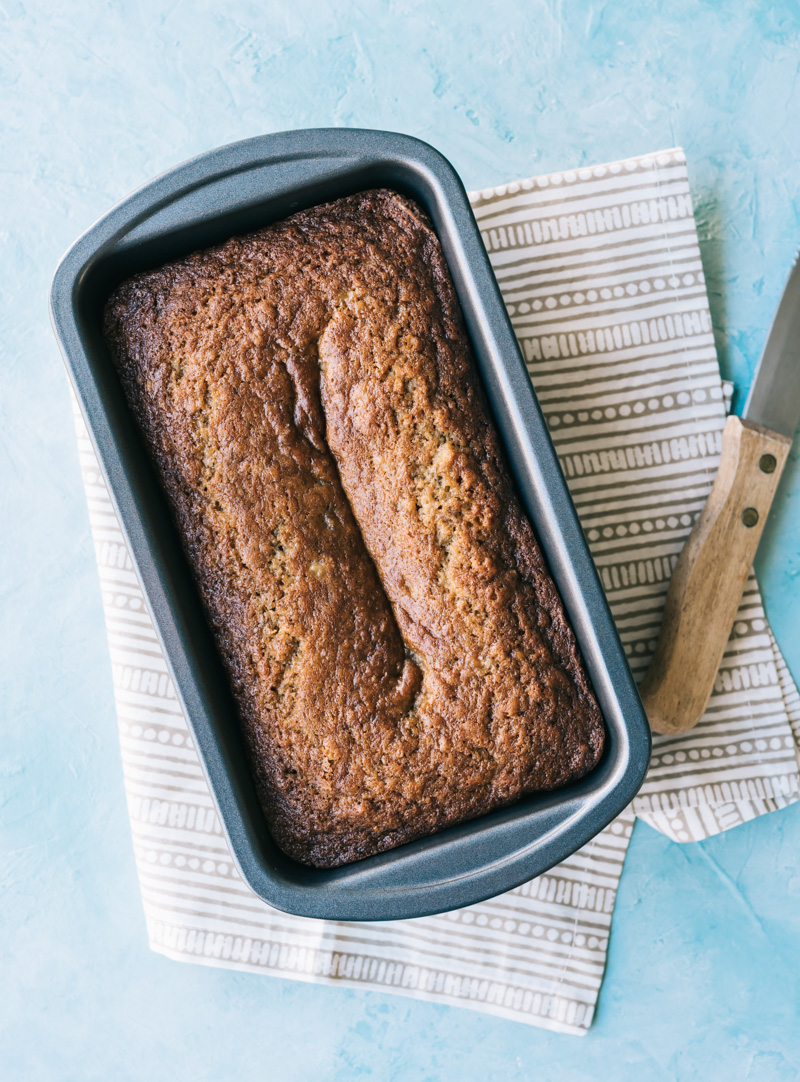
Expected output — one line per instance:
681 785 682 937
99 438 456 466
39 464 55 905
2 0 799 1077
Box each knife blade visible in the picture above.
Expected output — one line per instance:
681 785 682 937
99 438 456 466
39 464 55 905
639 254 798 735
743 252 800 437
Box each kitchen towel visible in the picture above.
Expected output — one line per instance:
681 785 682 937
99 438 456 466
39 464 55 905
72 147 800 1036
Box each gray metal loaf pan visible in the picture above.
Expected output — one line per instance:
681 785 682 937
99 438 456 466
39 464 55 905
50 129 651 921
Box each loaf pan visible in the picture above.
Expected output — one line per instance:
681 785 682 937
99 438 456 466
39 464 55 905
50 129 651 921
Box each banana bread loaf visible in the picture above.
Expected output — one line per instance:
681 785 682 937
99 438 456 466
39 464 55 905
103 190 604 868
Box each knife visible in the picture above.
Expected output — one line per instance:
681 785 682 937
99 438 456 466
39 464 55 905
639 255 800 735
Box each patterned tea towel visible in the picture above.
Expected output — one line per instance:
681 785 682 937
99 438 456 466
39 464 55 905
72 147 800 1036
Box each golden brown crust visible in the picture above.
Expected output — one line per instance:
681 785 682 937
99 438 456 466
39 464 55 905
103 190 604 867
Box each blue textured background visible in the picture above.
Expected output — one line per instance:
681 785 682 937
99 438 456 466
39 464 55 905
3 1 800 1078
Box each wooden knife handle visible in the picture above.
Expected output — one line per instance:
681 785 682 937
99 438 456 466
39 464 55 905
639 415 792 735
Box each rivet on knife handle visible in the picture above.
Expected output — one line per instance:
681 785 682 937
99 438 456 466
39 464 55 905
638 415 791 736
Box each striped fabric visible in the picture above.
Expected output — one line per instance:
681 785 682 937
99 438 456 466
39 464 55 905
469 149 798 844
73 148 799 1035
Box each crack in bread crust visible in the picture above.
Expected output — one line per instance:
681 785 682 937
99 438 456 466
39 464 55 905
103 190 605 868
